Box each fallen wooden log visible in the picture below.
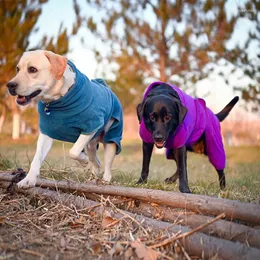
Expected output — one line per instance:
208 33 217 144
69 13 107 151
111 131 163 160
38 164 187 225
0 181 260 260
81 193 260 249
1 172 259 225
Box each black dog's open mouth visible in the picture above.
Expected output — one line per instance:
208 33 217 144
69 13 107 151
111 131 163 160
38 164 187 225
16 90 42 105
155 141 165 148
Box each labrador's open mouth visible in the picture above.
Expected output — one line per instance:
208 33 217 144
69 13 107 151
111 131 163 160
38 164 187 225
155 141 165 149
16 90 42 105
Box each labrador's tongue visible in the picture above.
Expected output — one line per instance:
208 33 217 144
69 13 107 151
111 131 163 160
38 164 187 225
17 96 26 102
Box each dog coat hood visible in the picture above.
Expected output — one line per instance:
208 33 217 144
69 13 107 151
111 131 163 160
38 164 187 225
38 60 123 154
139 81 226 170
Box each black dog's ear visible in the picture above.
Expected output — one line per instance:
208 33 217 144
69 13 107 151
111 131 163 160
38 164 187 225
177 102 188 124
136 103 143 124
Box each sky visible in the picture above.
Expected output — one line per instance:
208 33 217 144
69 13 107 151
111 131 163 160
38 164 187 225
29 0 98 77
29 0 258 119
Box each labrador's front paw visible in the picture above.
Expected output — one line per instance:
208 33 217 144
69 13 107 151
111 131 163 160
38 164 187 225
103 172 112 183
17 176 37 188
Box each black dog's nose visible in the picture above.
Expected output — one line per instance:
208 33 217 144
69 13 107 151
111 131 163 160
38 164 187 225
154 133 163 142
7 81 18 95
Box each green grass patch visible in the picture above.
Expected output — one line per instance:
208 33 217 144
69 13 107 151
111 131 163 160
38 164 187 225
0 139 259 203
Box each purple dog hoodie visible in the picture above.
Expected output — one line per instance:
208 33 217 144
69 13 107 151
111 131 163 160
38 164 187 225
139 82 226 170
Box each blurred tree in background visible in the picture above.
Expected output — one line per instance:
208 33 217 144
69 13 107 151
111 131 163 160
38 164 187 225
0 0 81 139
0 0 259 140
224 0 259 112
83 0 259 112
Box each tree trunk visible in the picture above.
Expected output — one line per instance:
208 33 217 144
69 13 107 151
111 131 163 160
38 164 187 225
12 112 20 139
20 120 26 135
159 4 167 82
0 105 6 133
11 96 20 140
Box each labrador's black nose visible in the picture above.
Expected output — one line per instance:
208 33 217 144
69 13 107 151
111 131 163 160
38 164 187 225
7 81 18 95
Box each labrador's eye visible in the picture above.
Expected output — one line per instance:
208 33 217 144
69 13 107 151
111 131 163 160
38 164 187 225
28 66 38 73
16 67 20 73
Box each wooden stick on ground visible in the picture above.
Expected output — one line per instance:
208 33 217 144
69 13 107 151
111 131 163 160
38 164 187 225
149 213 225 249
0 180 260 260
1 173 259 224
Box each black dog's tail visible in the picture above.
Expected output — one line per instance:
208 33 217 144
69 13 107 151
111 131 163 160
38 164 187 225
215 96 239 122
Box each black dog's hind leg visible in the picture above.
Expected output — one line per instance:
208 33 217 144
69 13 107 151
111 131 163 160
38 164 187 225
217 169 226 189
165 170 179 183
168 146 191 193
137 141 154 184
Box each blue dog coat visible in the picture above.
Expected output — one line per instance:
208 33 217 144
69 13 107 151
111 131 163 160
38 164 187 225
38 61 123 154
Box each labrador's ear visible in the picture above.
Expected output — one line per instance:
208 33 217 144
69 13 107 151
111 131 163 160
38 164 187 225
44 51 67 80
136 102 144 124
177 102 188 125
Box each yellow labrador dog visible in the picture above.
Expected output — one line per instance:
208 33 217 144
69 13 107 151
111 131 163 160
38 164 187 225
7 50 123 188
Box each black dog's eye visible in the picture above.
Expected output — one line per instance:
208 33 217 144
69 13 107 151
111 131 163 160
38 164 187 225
165 115 171 121
28 66 38 73
150 115 155 122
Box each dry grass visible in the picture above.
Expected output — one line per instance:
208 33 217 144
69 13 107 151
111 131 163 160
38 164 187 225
0 187 191 260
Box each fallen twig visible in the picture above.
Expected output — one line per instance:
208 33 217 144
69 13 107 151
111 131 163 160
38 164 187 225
150 213 225 249
21 249 44 257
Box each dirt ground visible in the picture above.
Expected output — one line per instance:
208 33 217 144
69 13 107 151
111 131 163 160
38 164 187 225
0 187 191 260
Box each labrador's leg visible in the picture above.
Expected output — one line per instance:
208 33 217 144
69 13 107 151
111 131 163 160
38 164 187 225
69 133 95 164
103 142 116 182
86 138 101 178
17 133 53 188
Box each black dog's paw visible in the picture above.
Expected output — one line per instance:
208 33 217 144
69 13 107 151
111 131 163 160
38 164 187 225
179 186 192 193
136 177 147 184
219 177 226 190
164 175 178 184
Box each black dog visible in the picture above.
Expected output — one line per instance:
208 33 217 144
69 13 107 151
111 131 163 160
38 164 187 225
136 82 239 193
